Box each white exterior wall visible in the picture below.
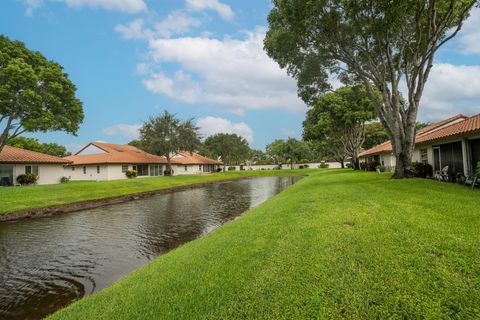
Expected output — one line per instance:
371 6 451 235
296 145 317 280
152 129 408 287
174 164 206 175
65 165 109 181
107 164 130 180
11 164 66 185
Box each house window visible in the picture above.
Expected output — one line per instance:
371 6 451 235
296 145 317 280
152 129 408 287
97 166 100 174
149 164 161 176
121 165 129 173
133 165 137 171
184 165 188 171
72 167 75 171
199 165 202 171
136 164 149 176
83 166 86 174
25 165 39 175
420 149 428 164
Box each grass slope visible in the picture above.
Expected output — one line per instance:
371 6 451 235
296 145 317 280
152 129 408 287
51 170 480 319
0 170 307 215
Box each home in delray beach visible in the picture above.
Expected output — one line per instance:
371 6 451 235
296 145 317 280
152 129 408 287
359 114 480 178
0 145 71 185
64 142 222 181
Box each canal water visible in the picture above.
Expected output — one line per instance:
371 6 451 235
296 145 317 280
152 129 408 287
0 176 300 319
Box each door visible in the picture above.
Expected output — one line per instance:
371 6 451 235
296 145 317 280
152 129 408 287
0 165 14 186
433 147 441 172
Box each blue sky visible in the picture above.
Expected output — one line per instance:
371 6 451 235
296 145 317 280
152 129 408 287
1 0 480 152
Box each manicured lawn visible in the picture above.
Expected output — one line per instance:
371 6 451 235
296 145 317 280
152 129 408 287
49 169 480 319
0 170 309 215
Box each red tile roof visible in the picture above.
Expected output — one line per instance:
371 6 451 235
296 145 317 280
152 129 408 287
65 143 223 166
0 145 71 164
416 113 480 144
359 114 479 157
65 142 169 165
173 151 223 165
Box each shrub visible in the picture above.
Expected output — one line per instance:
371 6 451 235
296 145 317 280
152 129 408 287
299 165 304 169
228 166 236 171
361 161 380 171
216 168 223 172
126 170 137 178
319 163 329 169
303 164 309 168
163 169 174 176
411 162 433 178
17 173 38 185
60 176 70 184
346 163 353 169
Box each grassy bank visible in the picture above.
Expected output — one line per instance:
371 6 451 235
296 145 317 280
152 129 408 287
50 170 480 319
0 170 309 215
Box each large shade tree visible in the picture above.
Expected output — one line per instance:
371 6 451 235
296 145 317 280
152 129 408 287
140 111 200 175
265 0 477 178
303 85 376 169
8 136 70 157
266 138 309 169
0 35 83 152
203 133 250 171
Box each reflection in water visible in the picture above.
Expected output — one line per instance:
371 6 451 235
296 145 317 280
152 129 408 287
0 176 300 320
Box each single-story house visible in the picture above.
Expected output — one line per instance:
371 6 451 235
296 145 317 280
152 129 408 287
0 145 70 185
64 142 169 180
171 151 223 175
359 114 480 177
64 142 222 181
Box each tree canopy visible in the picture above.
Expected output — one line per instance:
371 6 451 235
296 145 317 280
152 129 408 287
303 85 376 169
139 111 200 174
266 138 309 169
204 133 250 170
265 0 476 178
7 136 70 157
0 35 84 152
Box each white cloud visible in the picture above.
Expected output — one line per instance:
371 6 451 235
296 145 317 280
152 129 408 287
24 0 147 15
24 0 43 16
143 27 306 115
186 0 234 21
457 8 480 54
115 12 201 40
102 123 141 139
155 11 201 38
197 116 254 143
115 19 152 39
415 63 480 122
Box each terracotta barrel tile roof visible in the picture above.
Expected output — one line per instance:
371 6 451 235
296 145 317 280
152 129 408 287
65 142 170 165
0 145 71 164
358 141 393 157
173 151 223 165
416 113 480 144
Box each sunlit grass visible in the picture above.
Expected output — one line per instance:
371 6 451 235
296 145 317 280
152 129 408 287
50 170 480 319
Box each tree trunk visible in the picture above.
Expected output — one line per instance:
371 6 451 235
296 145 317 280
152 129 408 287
166 156 172 176
392 141 414 179
352 156 360 170
339 159 345 168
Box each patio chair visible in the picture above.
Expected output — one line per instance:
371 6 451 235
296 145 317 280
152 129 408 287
465 175 479 190
434 165 449 181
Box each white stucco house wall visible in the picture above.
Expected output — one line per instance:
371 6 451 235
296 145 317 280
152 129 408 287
64 142 223 181
0 146 70 186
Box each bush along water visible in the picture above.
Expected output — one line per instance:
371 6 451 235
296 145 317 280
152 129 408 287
16 173 39 185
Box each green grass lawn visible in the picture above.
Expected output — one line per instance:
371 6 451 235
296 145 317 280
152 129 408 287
49 169 480 319
0 170 309 215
